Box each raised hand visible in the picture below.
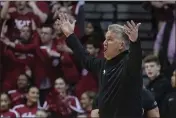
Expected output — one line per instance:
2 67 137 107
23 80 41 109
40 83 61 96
123 20 141 42
1 20 8 38
56 13 76 37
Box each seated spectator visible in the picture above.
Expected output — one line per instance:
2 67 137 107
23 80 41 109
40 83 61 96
78 91 96 117
13 86 47 117
0 92 19 117
1 24 63 105
154 18 175 78
53 22 81 85
81 21 105 44
46 77 84 118
144 54 172 109
0 1 42 38
8 72 31 106
161 70 176 118
1 25 35 91
46 5 80 37
75 39 101 98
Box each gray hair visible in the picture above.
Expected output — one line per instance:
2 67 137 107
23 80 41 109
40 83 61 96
108 24 129 49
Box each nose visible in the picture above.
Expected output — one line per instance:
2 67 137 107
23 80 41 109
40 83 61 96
41 33 45 37
103 40 107 46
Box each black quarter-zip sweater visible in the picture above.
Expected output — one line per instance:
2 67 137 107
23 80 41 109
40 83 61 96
66 34 143 118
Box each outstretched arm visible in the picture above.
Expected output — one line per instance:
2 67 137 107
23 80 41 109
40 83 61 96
0 1 10 19
123 20 142 77
56 13 103 73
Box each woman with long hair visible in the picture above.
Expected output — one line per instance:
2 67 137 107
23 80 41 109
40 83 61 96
0 92 19 117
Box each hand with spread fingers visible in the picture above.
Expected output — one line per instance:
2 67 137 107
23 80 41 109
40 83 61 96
123 20 141 42
56 13 76 37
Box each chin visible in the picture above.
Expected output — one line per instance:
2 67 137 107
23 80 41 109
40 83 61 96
104 54 108 59
148 76 155 80
31 99 38 103
82 105 86 109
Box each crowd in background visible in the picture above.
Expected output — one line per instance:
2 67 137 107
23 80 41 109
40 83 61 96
0 1 175 118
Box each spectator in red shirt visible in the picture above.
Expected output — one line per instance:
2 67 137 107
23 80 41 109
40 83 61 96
0 92 19 118
8 72 31 107
78 91 96 117
0 1 41 39
75 38 102 98
53 21 81 85
59 6 81 37
46 5 80 38
28 1 49 23
47 77 84 118
1 25 34 91
1 24 63 104
13 86 47 117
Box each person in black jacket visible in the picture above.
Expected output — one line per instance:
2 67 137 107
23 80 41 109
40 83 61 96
143 54 172 110
56 13 143 118
91 88 160 118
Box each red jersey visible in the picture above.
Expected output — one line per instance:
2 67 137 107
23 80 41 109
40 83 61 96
8 89 26 107
7 11 41 39
13 102 47 117
56 37 80 84
66 95 84 113
11 33 62 88
2 47 34 91
0 109 19 118
46 89 83 117
75 69 98 99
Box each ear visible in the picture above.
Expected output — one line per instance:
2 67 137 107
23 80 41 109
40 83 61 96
26 94 29 99
90 99 93 104
95 48 100 53
66 84 69 90
8 99 12 106
119 40 125 50
52 34 56 39
157 64 161 71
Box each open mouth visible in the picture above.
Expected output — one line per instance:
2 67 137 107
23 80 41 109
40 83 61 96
148 72 152 75
104 45 108 52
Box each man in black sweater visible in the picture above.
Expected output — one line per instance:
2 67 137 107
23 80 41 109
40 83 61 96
92 88 160 118
57 13 143 118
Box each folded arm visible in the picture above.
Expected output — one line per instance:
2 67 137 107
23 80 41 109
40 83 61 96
8 32 40 53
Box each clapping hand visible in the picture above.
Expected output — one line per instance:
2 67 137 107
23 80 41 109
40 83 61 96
56 13 76 37
123 20 141 42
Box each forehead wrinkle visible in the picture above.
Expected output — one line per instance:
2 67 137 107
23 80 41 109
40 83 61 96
106 31 122 41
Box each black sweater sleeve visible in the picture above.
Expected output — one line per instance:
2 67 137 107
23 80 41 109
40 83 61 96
127 39 142 78
66 34 103 74
142 89 158 111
